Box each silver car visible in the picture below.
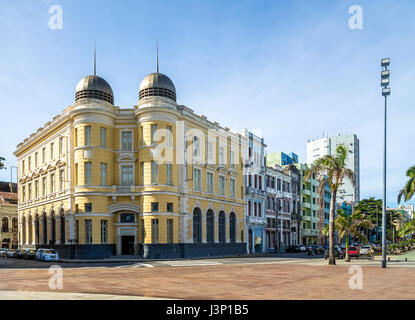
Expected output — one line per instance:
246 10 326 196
360 245 371 255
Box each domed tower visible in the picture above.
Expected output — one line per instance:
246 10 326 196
75 75 114 105
138 72 176 102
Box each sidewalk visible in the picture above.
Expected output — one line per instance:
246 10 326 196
0 291 171 300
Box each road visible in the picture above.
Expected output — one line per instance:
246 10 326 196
1 253 415 299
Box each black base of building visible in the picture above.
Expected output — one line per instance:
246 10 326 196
19 243 246 260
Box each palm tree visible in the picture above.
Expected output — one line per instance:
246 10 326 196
0 157 5 170
398 166 415 204
306 144 355 265
398 220 415 238
322 209 374 261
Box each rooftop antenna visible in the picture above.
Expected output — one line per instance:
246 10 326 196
156 41 159 73
94 41 96 76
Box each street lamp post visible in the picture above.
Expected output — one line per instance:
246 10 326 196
381 58 391 269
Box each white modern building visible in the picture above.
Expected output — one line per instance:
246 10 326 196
307 134 360 205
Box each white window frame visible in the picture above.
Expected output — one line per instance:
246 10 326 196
120 164 134 186
151 161 158 184
206 170 214 194
193 167 202 192
100 127 107 148
218 174 226 196
229 178 236 198
100 163 107 186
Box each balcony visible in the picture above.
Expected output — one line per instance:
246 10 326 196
302 229 320 237
302 215 312 222
302 189 311 196
303 202 311 209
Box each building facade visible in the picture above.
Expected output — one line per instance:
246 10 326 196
242 130 266 253
307 134 360 205
0 182 18 249
14 68 246 259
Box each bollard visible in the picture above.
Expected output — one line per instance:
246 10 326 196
388 257 390 261
405 257 408 262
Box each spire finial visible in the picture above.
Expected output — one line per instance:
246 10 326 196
156 41 159 73
94 41 96 76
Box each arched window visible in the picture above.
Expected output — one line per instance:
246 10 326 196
229 212 236 243
50 211 56 245
218 211 226 242
42 213 47 244
193 208 202 243
34 215 39 245
206 210 214 243
60 209 65 244
1 217 8 233
28 215 33 244
22 216 26 244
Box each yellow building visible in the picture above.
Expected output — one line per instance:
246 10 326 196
0 183 18 249
14 66 246 259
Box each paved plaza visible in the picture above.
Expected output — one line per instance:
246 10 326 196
1 253 415 300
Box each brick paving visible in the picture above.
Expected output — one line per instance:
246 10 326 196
0 262 414 299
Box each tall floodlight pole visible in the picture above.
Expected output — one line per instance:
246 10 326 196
381 58 390 268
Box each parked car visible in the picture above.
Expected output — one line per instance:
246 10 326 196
42 249 59 262
0 249 8 257
35 248 50 261
311 244 324 254
6 250 15 258
22 249 36 260
286 245 301 253
298 245 307 252
324 246 345 259
360 245 372 255
12 250 24 258
348 246 360 258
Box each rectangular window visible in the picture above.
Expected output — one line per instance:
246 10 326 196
59 169 64 190
28 183 31 200
85 203 92 212
35 152 38 167
28 156 31 171
101 220 108 244
76 220 79 243
59 137 64 155
219 176 225 196
207 172 213 193
50 174 55 193
151 219 159 244
166 163 172 185
207 141 214 163
22 186 25 202
100 127 107 148
140 219 145 243
230 150 235 169
151 202 159 212
140 126 144 146
100 163 107 186
121 165 133 186
42 177 46 196
167 219 173 244
193 168 201 191
151 161 158 184
85 220 92 244
22 160 25 174
230 178 236 198
84 162 92 185
75 163 78 185
35 180 39 198
140 162 144 185
219 146 225 165
74 128 78 147
42 148 46 164
50 142 54 160
167 202 173 212
166 125 173 146
151 124 158 144
121 131 132 151
84 126 91 146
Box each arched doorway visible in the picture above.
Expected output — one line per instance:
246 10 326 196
28 215 33 245
59 209 65 244
21 216 26 245
192 208 202 243
34 214 40 245
50 211 56 245
1 238 10 249
206 209 214 243
1 217 8 233
229 212 236 243
42 213 47 244
218 211 226 243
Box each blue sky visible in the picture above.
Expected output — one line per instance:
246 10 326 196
0 0 414 208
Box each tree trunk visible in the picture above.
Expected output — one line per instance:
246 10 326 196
345 236 350 262
328 189 337 265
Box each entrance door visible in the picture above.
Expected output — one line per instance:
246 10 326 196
248 230 252 253
121 236 135 255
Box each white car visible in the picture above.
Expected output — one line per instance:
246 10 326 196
0 249 8 257
299 245 307 252
36 248 59 261
360 245 371 255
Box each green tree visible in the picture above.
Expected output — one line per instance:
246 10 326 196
398 219 415 238
0 156 5 170
322 209 374 262
398 166 415 204
354 198 382 240
306 144 355 265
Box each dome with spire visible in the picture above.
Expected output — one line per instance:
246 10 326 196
139 72 176 101
75 75 114 105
